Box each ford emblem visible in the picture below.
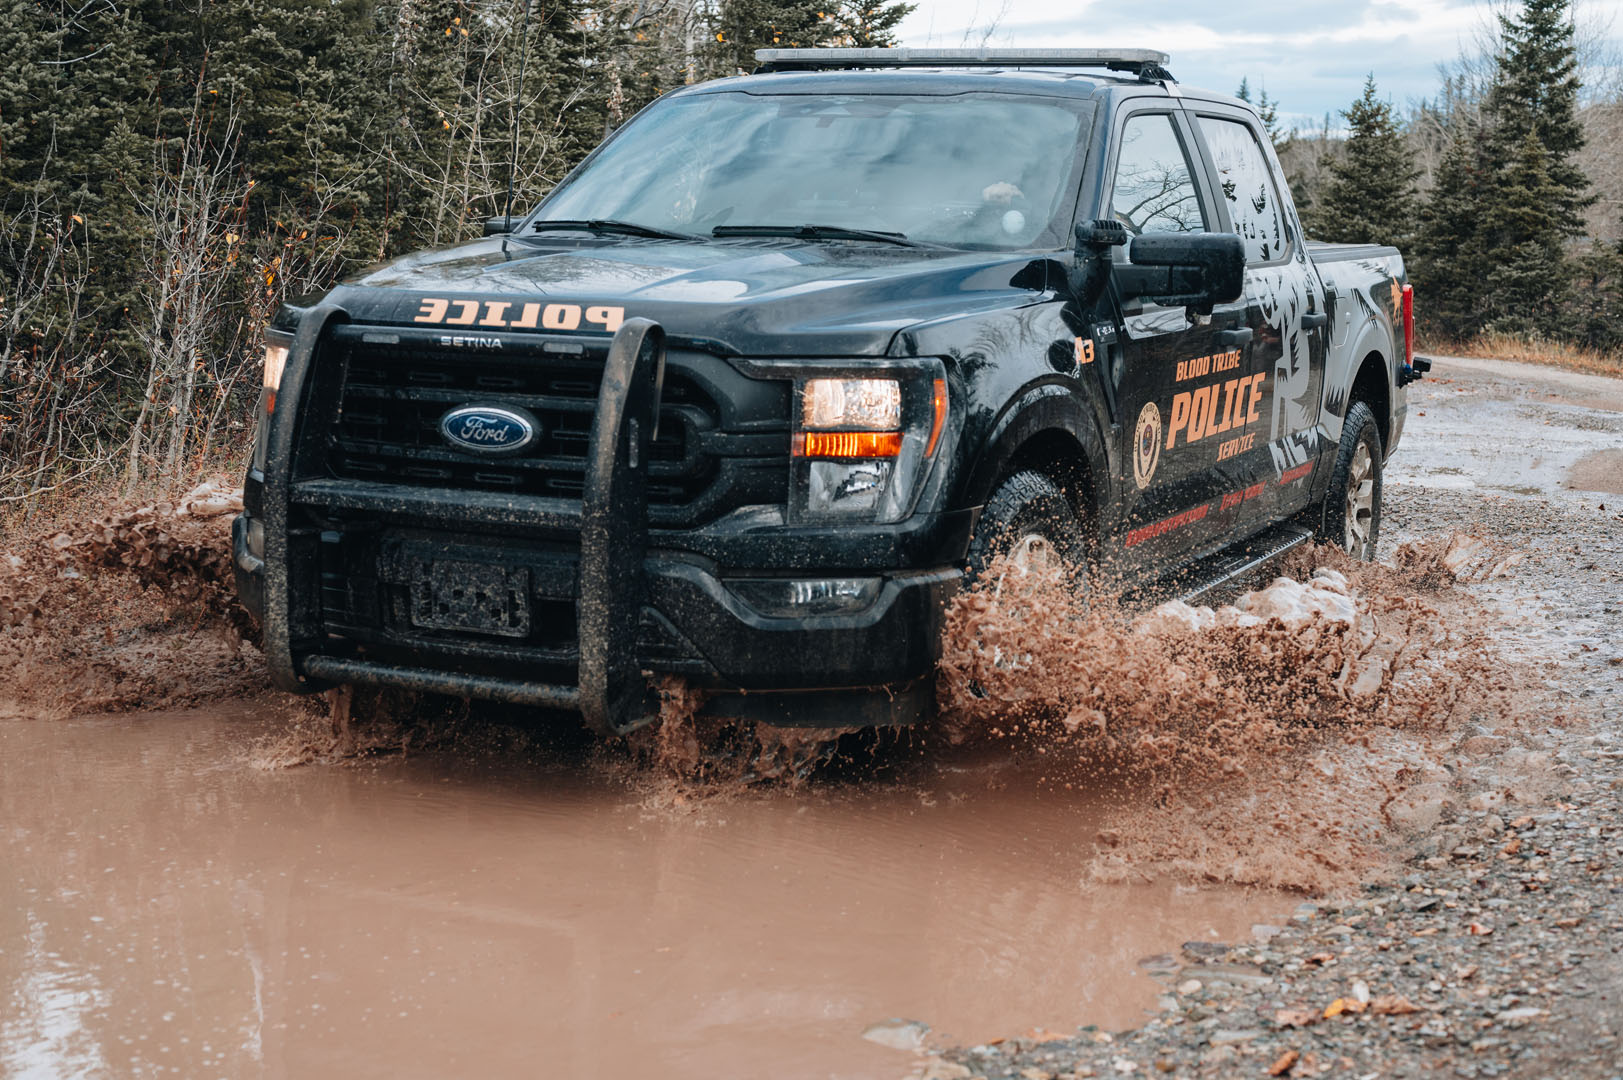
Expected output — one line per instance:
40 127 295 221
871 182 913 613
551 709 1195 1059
438 405 540 456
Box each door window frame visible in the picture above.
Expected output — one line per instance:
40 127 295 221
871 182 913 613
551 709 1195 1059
1184 105 1299 268
1101 105 1220 267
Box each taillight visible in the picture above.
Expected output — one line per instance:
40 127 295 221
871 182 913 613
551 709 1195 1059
1401 284 1414 368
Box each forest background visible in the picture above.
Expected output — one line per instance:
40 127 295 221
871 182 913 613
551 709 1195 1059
0 0 1613 503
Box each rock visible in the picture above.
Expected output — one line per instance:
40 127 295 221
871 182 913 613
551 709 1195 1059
1181 941 1228 960
1251 924 1285 942
1493 1007 1544 1025
918 1061 973 1080
1390 783 1454 831
1460 736 1509 757
1176 979 1202 995
1194 965 1273 988
1267 1049 1300 1077
1370 995 1420 1016
1208 1029 1263 1046
862 1018 930 1051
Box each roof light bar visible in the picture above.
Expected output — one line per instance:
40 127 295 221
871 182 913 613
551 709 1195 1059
753 47 1174 81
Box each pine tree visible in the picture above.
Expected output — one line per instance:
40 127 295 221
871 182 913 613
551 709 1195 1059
1235 78 1283 150
1411 111 1490 340
703 0 828 76
1480 129 1570 335
832 0 915 47
1314 76 1419 248
1483 0 1591 234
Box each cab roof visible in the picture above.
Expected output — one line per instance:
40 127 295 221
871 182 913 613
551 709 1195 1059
678 49 1249 114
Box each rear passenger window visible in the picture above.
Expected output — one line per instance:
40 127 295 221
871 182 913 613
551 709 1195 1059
1110 114 1205 236
1197 116 1289 264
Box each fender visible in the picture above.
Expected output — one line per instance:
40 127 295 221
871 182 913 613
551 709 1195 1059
1323 294 1397 445
960 381 1114 529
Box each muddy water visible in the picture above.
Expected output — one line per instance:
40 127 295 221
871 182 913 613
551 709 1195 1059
0 704 1280 1080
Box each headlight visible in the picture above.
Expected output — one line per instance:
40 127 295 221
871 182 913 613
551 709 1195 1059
802 378 901 430
253 330 294 472
262 338 290 412
779 365 948 524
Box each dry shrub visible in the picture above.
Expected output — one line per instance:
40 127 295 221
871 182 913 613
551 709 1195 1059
1420 329 1623 378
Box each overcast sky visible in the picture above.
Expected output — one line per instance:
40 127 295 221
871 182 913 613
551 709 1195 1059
895 0 1623 131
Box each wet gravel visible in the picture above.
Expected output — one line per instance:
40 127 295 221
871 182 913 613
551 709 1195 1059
927 357 1623 1080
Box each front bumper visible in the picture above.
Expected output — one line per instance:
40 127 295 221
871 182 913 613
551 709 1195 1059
233 503 958 712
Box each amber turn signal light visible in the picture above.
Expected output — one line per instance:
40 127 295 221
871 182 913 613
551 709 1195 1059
793 430 904 458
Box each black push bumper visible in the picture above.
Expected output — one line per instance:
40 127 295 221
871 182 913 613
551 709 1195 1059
241 316 962 733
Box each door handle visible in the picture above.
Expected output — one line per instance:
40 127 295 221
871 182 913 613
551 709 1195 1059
1301 312 1328 330
1212 327 1253 347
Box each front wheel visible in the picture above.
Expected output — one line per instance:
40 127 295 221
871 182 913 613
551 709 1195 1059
966 470 1088 591
1320 400 1384 560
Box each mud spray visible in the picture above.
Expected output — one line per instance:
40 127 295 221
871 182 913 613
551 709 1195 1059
929 534 1523 893
0 485 1540 895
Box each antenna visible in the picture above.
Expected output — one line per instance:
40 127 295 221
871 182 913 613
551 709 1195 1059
503 0 535 227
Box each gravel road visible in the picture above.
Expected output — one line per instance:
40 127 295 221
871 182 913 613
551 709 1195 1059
931 356 1623 1080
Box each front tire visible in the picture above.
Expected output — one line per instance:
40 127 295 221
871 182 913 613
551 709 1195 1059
966 470 1088 588
1321 401 1383 560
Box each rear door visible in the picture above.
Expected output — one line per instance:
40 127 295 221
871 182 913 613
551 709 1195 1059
1104 106 1243 566
1186 108 1330 526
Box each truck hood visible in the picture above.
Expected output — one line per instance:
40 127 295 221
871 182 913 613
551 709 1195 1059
334 235 1058 356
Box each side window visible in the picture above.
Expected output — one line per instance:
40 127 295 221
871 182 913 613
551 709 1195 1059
1197 116 1289 264
1110 114 1205 236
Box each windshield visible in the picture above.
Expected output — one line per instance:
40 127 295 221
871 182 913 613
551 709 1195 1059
535 91 1093 250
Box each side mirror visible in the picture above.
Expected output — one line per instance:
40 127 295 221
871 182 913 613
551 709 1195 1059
483 215 517 237
1115 232 1245 314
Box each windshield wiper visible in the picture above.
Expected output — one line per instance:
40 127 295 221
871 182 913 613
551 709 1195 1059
712 224 928 247
529 218 698 241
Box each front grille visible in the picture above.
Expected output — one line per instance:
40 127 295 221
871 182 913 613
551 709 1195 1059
326 330 721 507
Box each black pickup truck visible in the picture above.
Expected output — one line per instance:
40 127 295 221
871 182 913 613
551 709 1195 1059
234 47 1425 734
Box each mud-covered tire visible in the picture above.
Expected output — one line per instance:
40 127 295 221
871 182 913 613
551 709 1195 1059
1320 400 1384 560
965 470 1088 587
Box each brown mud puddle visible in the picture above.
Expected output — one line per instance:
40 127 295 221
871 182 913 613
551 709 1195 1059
0 703 1281 1080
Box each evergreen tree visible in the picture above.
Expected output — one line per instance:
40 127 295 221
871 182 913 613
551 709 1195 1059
1411 111 1490 340
1314 76 1419 248
1561 241 1623 353
832 0 915 47
703 0 828 76
1413 0 1591 344
1483 0 1591 234
1234 77 1283 150
1480 129 1570 335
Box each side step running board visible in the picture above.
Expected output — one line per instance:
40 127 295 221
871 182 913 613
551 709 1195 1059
1174 522 1317 607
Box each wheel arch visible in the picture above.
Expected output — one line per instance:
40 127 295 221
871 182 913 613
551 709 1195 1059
1349 349 1393 452
959 386 1111 538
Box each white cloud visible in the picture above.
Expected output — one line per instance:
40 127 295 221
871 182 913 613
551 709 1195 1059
896 0 1623 119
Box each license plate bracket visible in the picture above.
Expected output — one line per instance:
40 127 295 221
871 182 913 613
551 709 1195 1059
409 559 531 638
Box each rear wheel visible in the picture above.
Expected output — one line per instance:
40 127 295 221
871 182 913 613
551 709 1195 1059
1320 401 1384 560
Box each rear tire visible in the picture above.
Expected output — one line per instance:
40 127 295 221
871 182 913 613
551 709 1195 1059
966 470 1087 589
1320 401 1383 560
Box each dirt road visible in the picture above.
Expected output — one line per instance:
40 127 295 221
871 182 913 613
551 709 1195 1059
2 355 1620 1079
